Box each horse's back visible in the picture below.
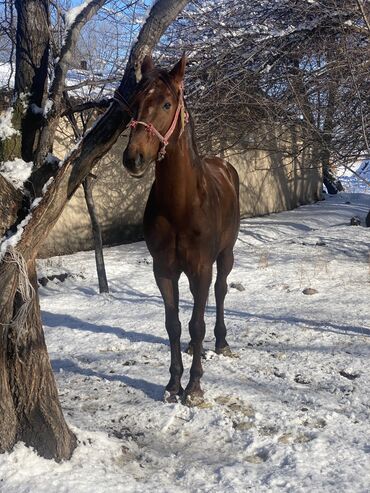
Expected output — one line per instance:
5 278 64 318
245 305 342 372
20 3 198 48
202 156 239 199
201 156 240 249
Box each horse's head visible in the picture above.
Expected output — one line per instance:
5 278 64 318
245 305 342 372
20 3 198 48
123 54 186 178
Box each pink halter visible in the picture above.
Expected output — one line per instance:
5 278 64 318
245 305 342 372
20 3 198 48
129 83 188 161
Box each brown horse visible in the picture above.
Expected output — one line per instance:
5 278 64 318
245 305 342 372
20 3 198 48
122 55 240 405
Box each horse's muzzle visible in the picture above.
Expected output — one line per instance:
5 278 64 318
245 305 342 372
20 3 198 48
123 149 151 178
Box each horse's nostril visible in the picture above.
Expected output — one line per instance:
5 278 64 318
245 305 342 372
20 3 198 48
135 154 144 167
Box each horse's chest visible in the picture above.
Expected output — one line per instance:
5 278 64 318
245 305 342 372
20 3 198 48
148 221 216 271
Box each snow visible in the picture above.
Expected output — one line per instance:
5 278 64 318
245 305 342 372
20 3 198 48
0 213 33 259
42 177 55 195
0 158 33 188
338 159 370 194
65 0 96 29
43 99 54 117
0 107 19 140
1 192 370 492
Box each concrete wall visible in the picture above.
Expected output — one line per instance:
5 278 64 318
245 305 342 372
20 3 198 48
230 130 322 218
39 123 322 257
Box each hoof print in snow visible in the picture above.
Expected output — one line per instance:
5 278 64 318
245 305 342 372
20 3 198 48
137 257 151 265
278 432 314 445
294 374 310 385
302 287 318 295
215 345 239 358
229 282 245 291
245 449 269 464
339 370 359 380
259 425 279 437
315 240 326 247
215 395 255 418
350 216 361 226
183 394 210 408
271 352 286 360
273 368 286 379
302 417 327 429
122 360 136 366
233 420 254 431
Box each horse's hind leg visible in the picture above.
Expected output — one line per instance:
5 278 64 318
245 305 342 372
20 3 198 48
154 269 183 402
214 248 234 355
184 266 212 404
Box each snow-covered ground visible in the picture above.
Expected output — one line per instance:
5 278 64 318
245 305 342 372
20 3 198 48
1 192 370 493
338 159 370 194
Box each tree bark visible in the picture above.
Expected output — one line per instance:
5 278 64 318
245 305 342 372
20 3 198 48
0 0 191 461
8 259 77 459
320 79 338 189
15 0 50 162
0 175 23 237
83 176 109 294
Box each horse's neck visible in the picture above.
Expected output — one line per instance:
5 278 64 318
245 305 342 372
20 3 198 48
154 125 202 213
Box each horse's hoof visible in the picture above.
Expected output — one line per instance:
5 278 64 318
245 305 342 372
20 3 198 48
215 345 238 358
163 386 184 403
185 343 206 359
163 391 180 404
185 343 193 355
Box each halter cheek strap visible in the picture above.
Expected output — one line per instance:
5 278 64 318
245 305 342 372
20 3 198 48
129 84 188 161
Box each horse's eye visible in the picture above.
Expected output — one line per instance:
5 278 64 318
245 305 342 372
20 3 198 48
163 102 171 110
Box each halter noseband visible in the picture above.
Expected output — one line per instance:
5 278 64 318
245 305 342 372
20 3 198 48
117 82 188 162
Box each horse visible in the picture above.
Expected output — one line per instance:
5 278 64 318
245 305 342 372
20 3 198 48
122 54 240 405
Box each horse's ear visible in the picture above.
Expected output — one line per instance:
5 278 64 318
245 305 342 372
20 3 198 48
169 53 186 84
141 55 154 77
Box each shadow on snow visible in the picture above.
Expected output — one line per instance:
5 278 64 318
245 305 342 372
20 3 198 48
51 357 164 401
42 310 169 346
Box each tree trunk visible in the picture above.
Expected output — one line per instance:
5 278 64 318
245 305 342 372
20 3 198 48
83 176 109 294
64 92 109 294
320 78 338 192
15 0 50 163
8 258 76 459
0 0 191 461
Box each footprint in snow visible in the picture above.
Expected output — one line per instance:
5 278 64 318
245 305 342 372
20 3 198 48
278 431 316 445
215 395 255 430
245 448 269 464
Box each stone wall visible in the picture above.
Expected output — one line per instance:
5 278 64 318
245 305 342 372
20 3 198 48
39 123 322 257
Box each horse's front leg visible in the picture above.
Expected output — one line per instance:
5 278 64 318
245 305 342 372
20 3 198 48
184 265 212 404
154 269 183 402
